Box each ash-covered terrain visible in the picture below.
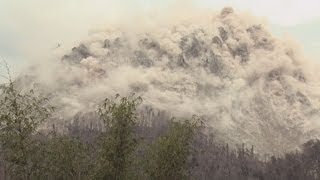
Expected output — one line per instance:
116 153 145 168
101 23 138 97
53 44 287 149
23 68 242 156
19 8 320 154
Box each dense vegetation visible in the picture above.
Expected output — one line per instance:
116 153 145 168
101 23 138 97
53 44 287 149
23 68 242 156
0 80 319 180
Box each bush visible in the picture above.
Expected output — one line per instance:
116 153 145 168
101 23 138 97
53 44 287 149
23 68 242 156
94 94 142 180
145 117 200 180
0 82 52 179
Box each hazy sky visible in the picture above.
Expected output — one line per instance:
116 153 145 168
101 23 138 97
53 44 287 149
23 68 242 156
0 0 319 74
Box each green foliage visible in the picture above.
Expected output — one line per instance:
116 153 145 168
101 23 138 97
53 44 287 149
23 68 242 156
0 82 52 179
145 117 200 180
39 132 94 180
95 94 142 180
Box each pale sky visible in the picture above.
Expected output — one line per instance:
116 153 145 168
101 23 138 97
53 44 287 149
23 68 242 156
199 0 320 25
0 0 320 75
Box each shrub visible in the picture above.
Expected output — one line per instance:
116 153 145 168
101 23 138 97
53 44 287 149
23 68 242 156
0 82 52 179
145 117 200 180
95 94 142 180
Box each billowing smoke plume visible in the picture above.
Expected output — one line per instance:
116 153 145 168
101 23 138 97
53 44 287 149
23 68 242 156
19 7 320 154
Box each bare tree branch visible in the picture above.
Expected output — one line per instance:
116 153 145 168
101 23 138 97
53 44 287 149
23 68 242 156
0 56 13 85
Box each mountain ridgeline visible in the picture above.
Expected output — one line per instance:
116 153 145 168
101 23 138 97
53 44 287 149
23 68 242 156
21 7 320 155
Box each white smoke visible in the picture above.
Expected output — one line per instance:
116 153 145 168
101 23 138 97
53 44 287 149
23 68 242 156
20 7 320 154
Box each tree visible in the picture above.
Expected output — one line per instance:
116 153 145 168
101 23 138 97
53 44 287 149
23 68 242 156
0 79 52 179
39 130 94 180
95 94 142 180
145 117 200 180
301 139 320 179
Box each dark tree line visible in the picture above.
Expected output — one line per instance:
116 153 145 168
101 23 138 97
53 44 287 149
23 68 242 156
0 81 319 180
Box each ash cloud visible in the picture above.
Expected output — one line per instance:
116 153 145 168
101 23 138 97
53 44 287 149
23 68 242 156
20 7 320 154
